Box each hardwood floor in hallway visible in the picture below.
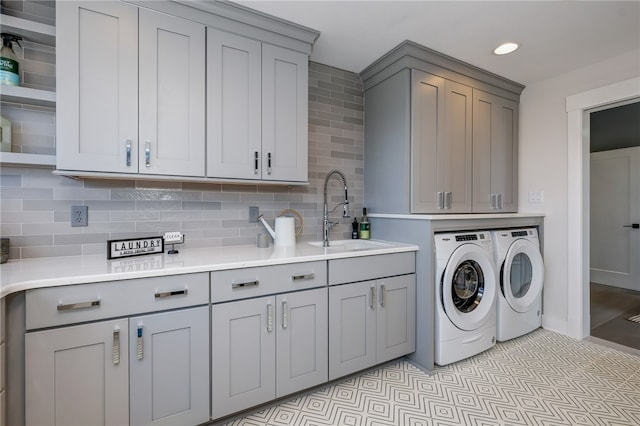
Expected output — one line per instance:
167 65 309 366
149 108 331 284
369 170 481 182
590 283 640 351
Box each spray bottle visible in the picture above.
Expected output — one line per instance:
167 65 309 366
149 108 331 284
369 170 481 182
1 33 22 86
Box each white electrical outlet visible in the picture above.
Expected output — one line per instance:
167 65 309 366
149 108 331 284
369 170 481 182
528 191 544 203
163 232 183 243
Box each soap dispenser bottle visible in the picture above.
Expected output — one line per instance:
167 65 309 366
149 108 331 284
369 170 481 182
359 208 370 240
351 217 359 239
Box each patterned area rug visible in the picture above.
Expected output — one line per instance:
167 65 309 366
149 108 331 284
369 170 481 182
220 329 640 426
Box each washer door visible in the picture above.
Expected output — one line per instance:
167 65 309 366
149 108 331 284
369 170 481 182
441 244 497 331
501 239 544 313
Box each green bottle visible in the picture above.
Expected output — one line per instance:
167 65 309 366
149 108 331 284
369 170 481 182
359 208 370 240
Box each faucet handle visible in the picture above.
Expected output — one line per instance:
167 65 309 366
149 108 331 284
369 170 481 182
343 201 350 218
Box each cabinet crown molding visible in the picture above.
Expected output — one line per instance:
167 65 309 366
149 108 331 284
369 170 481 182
360 40 525 99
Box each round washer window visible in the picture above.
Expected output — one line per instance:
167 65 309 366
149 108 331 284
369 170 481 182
509 253 533 298
452 260 485 313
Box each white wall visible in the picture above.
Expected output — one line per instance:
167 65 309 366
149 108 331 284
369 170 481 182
518 49 640 334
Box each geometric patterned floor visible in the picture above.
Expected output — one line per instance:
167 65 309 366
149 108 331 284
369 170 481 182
220 329 640 425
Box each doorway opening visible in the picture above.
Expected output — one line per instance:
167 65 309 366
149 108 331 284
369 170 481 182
566 78 640 348
588 101 640 350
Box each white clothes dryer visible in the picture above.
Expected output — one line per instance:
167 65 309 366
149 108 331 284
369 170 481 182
434 231 498 366
492 228 544 342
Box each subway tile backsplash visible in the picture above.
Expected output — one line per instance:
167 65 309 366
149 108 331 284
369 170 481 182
0 62 364 259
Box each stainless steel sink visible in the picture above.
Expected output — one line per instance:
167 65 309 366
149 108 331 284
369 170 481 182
306 239 393 251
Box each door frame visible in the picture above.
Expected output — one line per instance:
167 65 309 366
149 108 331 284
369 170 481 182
566 77 640 339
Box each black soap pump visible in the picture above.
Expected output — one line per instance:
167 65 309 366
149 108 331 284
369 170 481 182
351 217 359 239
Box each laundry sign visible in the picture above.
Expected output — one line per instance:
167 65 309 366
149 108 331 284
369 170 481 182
108 237 164 259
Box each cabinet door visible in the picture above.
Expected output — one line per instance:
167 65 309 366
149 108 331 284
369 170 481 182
56 1 138 173
25 319 129 426
411 72 472 212
129 307 209 426
139 9 205 177
212 296 276 419
472 89 519 212
276 288 328 397
262 44 309 182
411 70 444 212
329 281 377 380
376 274 416 363
207 29 262 179
441 80 473 213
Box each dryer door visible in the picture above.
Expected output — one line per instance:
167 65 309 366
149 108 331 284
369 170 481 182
501 239 544 313
441 244 497 331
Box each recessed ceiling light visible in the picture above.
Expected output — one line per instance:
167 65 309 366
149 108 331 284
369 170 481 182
494 42 519 55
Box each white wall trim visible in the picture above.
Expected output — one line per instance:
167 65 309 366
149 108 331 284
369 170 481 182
566 77 640 339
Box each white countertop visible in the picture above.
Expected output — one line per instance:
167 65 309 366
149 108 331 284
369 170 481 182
369 212 545 220
0 240 418 298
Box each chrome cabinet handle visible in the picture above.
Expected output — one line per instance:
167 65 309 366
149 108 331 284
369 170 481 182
145 142 151 167
444 192 452 209
155 288 188 298
370 286 377 310
282 300 288 329
232 280 259 289
57 299 101 312
267 152 272 175
291 273 315 281
437 191 444 209
267 303 273 333
254 151 259 175
126 139 132 167
380 284 386 307
498 193 504 209
113 328 121 365
136 324 143 360
490 193 497 209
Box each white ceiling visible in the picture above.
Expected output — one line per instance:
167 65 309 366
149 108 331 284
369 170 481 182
237 0 640 85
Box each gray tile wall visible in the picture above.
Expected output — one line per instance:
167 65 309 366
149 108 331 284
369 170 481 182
0 61 364 259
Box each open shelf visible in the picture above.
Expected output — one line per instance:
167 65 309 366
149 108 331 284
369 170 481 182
0 14 55 46
0 84 56 107
0 152 56 167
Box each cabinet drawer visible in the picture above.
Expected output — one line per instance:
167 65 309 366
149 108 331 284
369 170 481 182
328 252 415 285
211 261 326 303
26 273 209 330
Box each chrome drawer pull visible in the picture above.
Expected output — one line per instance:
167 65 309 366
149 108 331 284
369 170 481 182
145 141 151 167
125 139 132 167
370 286 376 310
57 299 101 312
113 328 120 365
282 300 288 329
380 284 386 307
232 280 259 289
267 303 273 333
155 289 188 298
291 273 315 281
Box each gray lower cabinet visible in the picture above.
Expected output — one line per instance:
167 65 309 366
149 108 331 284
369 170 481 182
329 274 416 380
24 273 209 426
129 307 210 426
212 287 328 419
26 319 130 426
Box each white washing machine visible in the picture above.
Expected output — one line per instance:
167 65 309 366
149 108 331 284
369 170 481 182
434 231 498 366
492 228 544 342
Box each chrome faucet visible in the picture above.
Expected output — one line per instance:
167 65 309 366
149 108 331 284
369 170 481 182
323 169 350 247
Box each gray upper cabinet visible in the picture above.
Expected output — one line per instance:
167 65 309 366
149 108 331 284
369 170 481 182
56 0 318 183
56 1 139 174
411 70 472 213
472 89 519 212
362 41 524 214
57 2 205 177
207 30 309 182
